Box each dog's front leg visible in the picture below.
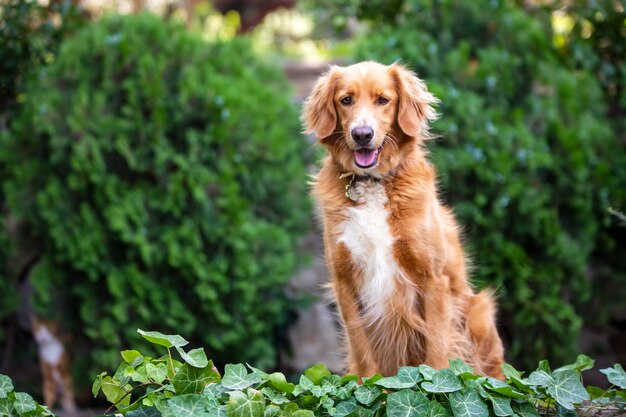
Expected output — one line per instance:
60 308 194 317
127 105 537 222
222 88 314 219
329 243 379 377
333 280 379 377
421 274 453 369
393 238 452 369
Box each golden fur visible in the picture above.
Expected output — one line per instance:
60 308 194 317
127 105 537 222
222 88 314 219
303 61 505 378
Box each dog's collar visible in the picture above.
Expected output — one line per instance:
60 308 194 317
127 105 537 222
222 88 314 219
339 172 377 201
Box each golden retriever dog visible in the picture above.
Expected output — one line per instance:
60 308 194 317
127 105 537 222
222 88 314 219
303 61 505 379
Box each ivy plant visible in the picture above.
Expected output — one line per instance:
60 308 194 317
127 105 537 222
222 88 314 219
84 330 625 417
1 329 624 416
0 374 54 417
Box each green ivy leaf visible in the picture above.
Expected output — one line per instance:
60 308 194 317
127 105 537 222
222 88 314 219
280 403 300 417
203 383 226 400
222 364 262 391
484 378 526 399
294 375 315 395
176 347 209 368
449 390 489 417
342 375 359 385
292 411 315 417
600 364 626 389
127 406 161 417
376 367 422 389
0 375 14 398
336 379 358 400
331 397 357 417
226 389 265 417
138 329 189 348
354 385 382 406
421 369 463 393
354 406 373 417
264 404 281 417
101 376 131 407
161 394 211 417
267 372 295 394
247 365 269 380
387 389 429 417
146 363 168 384
304 364 331 385
361 374 381 386
125 363 149 384
298 394 320 409
449 359 476 379
0 398 14 416
546 370 590 410
13 392 37 415
501 364 530 390
173 362 220 394
512 402 540 417
585 386 605 399
555 355 595 373
122 350 143 364
92 372 106 398
429 400 451 417
419 364 436 380
482 391 513 417
260 387 290 405
527 370 553 387
114 363 133 387
538 360 551 374
502 364 521 380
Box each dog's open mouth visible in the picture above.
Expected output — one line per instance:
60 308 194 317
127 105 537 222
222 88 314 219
354 142 384 168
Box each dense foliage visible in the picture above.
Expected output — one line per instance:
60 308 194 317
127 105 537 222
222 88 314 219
551 0 626 329
88 330 624 417
0 0 85 354
0 374 54 417
1 13 310 382
0 0 85 117
305 0 626 369
2 331 626 417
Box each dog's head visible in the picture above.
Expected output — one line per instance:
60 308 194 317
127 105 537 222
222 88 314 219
302 61 438 177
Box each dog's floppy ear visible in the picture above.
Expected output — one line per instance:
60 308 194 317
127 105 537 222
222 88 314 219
391 63 439 138
302 66 340 139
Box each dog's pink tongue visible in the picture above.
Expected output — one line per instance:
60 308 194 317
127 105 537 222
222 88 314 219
355 149 377 167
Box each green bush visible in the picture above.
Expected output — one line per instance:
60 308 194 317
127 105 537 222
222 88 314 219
551 0 626 330
0 0 85 118
1 13 309 382
314 0 625 369
0 0 85 348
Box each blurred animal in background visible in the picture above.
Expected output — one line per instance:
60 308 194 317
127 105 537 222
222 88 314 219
30 314 76 413
4 213 77 414
304 61 505 378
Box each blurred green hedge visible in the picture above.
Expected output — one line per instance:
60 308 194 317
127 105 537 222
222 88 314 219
1 12 309 383
0 0 85 352
313 0 625 369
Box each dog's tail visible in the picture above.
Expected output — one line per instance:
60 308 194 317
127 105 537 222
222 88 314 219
467 289 505 379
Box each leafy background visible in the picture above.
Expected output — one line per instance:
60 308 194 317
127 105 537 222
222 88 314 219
0 0 625 410
0 5 310 394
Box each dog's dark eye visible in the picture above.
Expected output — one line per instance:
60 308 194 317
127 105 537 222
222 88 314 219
340 96 352 105
377 96 390 105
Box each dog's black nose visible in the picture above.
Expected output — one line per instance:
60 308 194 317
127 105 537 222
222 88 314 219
351 126 374 145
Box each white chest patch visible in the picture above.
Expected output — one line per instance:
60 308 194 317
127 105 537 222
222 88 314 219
337 181 399 321
34 325 64 366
